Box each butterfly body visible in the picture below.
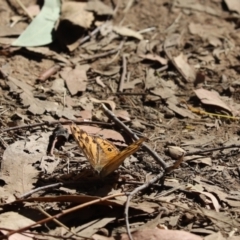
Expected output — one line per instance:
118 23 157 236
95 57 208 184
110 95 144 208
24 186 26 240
70 124 146 177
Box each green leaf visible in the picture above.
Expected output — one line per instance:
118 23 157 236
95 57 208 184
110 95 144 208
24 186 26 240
12 0 61 47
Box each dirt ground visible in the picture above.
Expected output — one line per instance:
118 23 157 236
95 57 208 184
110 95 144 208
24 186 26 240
0 0 240 239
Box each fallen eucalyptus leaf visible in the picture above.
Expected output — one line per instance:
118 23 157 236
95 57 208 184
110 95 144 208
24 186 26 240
12 0 61 46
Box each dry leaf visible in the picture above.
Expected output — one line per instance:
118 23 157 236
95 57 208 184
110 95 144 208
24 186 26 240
0 212 35 240
86 0 114 15
60 66 89 95
66 125 125 143
39 156 59 174
92 234 114 240
78 96 94 110
145 68 158 89
204 232 226 240
194 88 232 114
1 133 50 198
61 1 93 29
93 66 120 76
26 4 40 17
173 53 196 82
174 0 221 17
114 110 130 121
188 22 225 48
164 34 182 48
167 146 186 159
184 155 212 166
224 0 240 14
199 208 239 230
120 228 203 240
90 97 116 111
0 24 23 37
113 26 143 40
186 184 221 212
7 76 59 115
96 76 106 88
139 53 168 65
58 1 94 50
75 110 92 120
75 218 116 238
122 79 142 90
51 78 65 94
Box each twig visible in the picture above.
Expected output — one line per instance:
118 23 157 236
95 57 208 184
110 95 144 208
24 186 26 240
19 183 63 199
48 137 58 156
117 180 162 187
101 104 167 169
79 24 103 46
127 71 131 82
185 144 240 156
154 186 182 198
37 206 69 232
38 64 61 82
0 108 10 115
16 0 33 20
112 0 120 16
0 120 113 133
124 172 165 240
123 0 135 13
119 55 127 92
156 65 168 74
138 27 156 34
165 12 182 33
6 193 125 238
0 135 8 149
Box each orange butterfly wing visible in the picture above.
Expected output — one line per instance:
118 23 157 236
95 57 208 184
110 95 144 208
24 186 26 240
100 137 146 177
70 124 146 177
71 124 119 172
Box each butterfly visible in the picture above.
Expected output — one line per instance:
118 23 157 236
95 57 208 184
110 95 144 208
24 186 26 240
70 124 146 177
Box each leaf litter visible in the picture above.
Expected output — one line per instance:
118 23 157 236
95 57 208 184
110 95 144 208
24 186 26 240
0 0 240 239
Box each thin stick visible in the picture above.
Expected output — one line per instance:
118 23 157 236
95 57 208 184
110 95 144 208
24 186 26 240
117 180 162 187
101 104 167 169
124 172 165 240
185 144 240 156
19 183 63 199
37 206 69 231
16 0 33 20
138 27 156 34
123 0 135 13
0 120 113 133
38 64 61 82
119 55 127 92
6 193 125 238
79 24 103 46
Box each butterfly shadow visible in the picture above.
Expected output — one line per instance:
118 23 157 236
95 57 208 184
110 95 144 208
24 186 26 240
34 167 122 198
